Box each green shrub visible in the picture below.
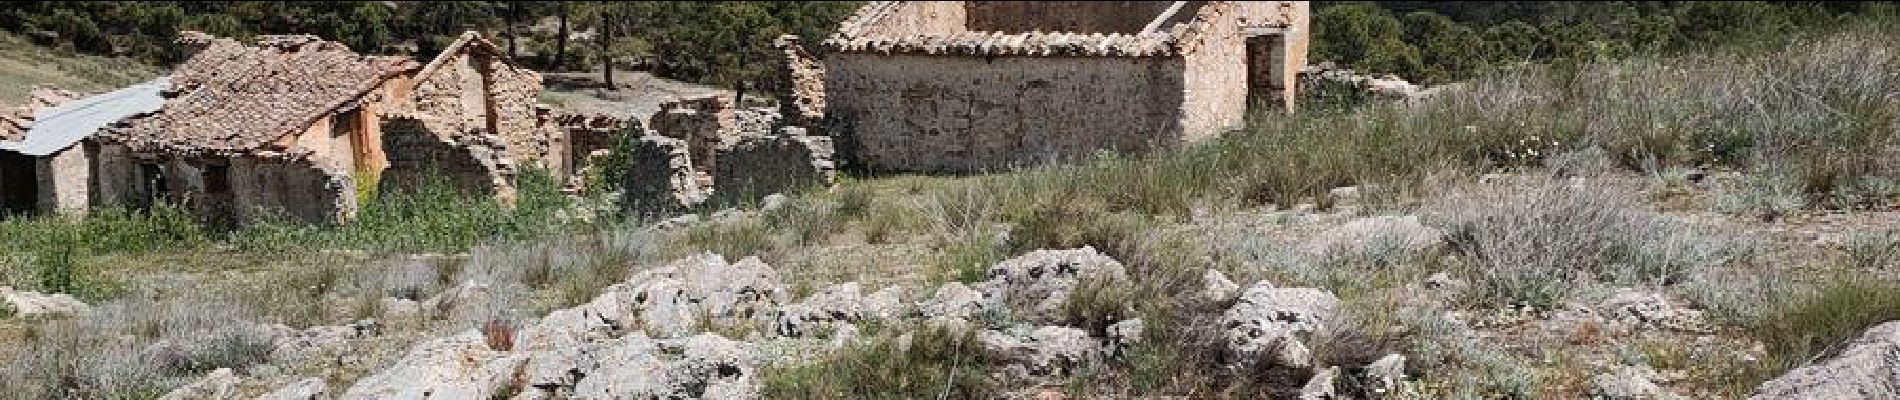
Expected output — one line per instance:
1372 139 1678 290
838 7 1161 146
761 324 993 399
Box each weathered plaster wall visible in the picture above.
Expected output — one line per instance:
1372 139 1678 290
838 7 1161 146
965 1 1182 34
34 145 91 214
1177 1 1251 140
824 53 1186 172
87 143 143 209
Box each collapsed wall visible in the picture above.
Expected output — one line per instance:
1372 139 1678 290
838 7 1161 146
619 134 706 218
711 127 837 205
379 114 517 202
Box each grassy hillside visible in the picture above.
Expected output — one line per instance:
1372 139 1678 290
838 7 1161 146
0 32 159 103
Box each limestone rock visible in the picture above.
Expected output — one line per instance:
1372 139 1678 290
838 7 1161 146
863 285 909 320
981 326 1105 378
1108 318 1145 349
918 282 985 319
569 334 666 399
256 377 329 400
629 254 788 338
774 282 864 337
1751 321 1900 399
1300 366 1339 400
337 331 529 400
1201 269 1241 305
1221 283 1337 368
1423 272 1465 291
980 247 1128 323
159 368 238 400
759 193 789 213
1364 353 1407 396
380 297 421 320
0 286 91 318
1303 215 1445 256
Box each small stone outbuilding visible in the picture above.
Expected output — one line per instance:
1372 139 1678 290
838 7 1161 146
789 1 1310 173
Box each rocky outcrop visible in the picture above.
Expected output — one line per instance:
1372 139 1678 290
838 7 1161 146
1751 321 1900 399
1591 364 1679 400
1220 283 1339 369
981 325 1107 380
256 377 329 400
338 331 529 399
979 247 1129 324
0 286 91 318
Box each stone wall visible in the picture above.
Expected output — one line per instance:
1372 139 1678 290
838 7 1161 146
965 1 1185 34
711 128 837 205
1177 1 1252 139
775 35 827 135
650 96 738 180
822 53 1186 173
34 145 91 214
620 135 704 218
228 155 353 225
410 47 552 174
379 115 514 201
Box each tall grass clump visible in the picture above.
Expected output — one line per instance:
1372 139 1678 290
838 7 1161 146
235 167 579 253
1737 275 1900 393
1425 177 1751 308
761 324 992 399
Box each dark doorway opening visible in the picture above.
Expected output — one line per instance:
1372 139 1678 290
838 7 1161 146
1 151 38 217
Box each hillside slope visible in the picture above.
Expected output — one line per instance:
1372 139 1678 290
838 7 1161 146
0 33 160 103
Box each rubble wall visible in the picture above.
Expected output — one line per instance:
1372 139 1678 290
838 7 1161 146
965 1 1184 33
650 96 737 176
379 115 512 199
229 156 353 225
823 53 1187 172
410 50 551 172
712 129 836 204
621 135 703 218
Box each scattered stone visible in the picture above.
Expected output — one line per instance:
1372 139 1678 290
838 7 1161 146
1108 318 1145 349
0 286 91 318
256 377 329 400
1302 215 1446 256
918 282 985 319
380 297 421 320
1423 272 1465 291
423 280 492 319
655 213 702 230
1598 288 1705 332
1364 353 1407 396
1200 269 1241 305
159 368 239 400
1590 364 1678 400
979 247 1128 323
1300 366 1339 400
862 285 909 320
1326 186 1361 209
1752 321 1900 399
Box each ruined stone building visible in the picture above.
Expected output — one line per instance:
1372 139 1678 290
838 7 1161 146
785 1 1310 173
0 84 164 217
0 31 554 226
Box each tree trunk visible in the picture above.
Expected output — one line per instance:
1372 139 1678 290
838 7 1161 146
506 1 520 58
555 2 569 71
601 10 614 88
732 38 747 107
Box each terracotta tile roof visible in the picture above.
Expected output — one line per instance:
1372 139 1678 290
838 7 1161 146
103 32 418 156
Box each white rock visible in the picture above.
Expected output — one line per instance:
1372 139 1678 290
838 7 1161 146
1327 186 1361 208
1220 284 1337 368
1108 318 1145 348
774 282 864 337
979 247 1128 323
1201 269 1241 305
380 297 421 320
918 282 984 319
1364 353 1407 395
1599 288 1702 330
338 331 530 400
1752 321 1900 399
1300 366 1339 400
569 334 667 399
256 377 329 400
981 326 1105 378
1423 272 1465 291
159 368 238 400
0 286 90 318
863 285 909 320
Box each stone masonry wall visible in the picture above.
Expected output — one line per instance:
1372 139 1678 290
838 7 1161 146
1176 1 1252 139
620 135 704 218
965 1 1184 34
228 155 352 225
410 49 551 173
34 145 91 214
379 115 513 201
650 96 738 179
774 36 826 134
823 53 1187 173
711 127 837 205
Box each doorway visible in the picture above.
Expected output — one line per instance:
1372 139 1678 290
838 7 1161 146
0 151 37 217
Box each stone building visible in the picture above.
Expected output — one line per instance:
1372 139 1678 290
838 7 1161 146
791 1 1311 173
0 84 164 217
61 31 555 226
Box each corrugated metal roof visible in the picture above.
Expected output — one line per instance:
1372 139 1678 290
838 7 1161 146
0 77 168 156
